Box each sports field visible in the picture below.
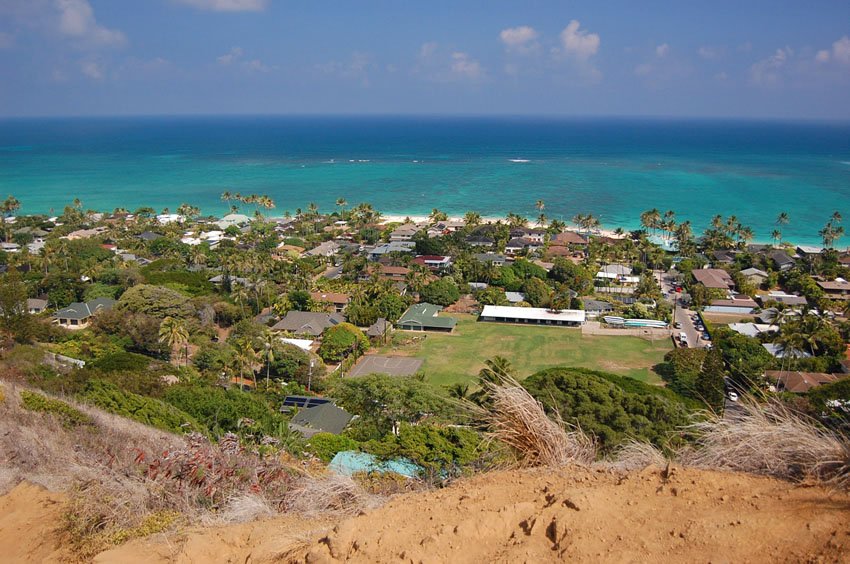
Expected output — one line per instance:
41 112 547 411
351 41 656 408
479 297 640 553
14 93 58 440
379 315 672 387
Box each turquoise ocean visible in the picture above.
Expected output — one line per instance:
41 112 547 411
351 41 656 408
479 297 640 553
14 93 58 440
0 116 848 246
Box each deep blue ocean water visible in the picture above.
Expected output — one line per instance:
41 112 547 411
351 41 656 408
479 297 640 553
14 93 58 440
0 116 848 245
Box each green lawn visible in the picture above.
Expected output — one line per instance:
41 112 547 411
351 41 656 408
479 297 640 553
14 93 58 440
379 315 672 388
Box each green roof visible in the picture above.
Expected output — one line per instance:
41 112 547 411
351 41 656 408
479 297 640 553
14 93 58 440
397 303 457 329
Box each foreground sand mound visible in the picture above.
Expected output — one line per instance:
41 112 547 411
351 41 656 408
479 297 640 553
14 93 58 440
301 465 850 563
4 465 850 563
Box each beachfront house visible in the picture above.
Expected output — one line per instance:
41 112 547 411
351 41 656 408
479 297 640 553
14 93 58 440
397 303 456 332
389 223 421 242
769 249 796 271
52 298 117 329
478 305 586 327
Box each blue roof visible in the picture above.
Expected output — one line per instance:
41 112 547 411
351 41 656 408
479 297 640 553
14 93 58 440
329 451 421 479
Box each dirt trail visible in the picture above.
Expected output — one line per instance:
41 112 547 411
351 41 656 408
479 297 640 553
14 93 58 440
4 466 850 563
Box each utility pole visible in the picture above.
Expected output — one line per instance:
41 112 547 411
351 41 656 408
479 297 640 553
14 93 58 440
307 359 314 392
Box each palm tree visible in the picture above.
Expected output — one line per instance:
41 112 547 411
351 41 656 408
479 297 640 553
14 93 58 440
429 208 448 224
158 317 189 365
535 200 545 213
1 195 21 242
640 208 661 235
263 329 276 387
307 202 319 219
771 229 782 246
234 338 258 390
537 212 547 227
464 211 482 227
775 211 789 241
479 356 514 384
336 197 347 218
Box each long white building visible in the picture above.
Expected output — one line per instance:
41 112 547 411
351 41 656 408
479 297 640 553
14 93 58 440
479 305 586 327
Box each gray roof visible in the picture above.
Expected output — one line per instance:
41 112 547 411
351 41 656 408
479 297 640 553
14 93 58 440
368 241 417 256
290 403 353 438
53 298 117 321
474 253 506 263
366 318 390 337
272 311 344 336
582 298 615 312
138 231 163 241
741 267 768 278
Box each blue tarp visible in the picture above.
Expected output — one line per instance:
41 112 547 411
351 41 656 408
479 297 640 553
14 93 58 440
329 451 422 479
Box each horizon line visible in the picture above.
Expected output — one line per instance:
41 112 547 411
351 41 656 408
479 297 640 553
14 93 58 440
1 112 849 125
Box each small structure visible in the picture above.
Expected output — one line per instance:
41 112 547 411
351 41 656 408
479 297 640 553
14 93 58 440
762 343 811 359
366 318 391 344
289 403 354 438
272 311 344 337
347 355 423 378
279 338 314 351
397 303 456 332
27 298 48 315
479 305 585 327
505 291 526 304
52 298 117 329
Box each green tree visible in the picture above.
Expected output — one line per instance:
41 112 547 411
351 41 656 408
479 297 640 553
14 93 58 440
318 322 369 363
694 349 726 412
119 284 194 319
521 277 552 308
0 269 32 342
158 316 189 365
419 278 461 306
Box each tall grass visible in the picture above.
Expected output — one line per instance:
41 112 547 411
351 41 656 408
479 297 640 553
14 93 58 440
683 398 850 489
478 376 596 467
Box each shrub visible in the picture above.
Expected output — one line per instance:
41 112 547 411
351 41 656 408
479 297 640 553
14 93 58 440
118 284 195 320
419 278 460 306
306 433 360 463
163 385 286 436
522 367 690 452
80 380 205 435
318 323 369 363
88 351 155 373
19 390 93 428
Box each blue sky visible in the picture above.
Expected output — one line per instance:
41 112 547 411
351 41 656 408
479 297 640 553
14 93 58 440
1 0 849 118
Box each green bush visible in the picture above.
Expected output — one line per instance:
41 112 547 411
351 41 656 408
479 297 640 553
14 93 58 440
80 380 204 435
419 278 460 306
20 390 93 428
306 433 360 462
88 351 154 373
522 367 690 452
365 423 483 474
317 323 369 363
163 385 286 436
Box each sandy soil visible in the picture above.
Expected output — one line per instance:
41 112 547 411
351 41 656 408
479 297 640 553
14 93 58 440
5 465 849 563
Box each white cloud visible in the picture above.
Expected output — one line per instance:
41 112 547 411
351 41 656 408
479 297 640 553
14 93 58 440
217 46 243 65
698 46 717 60
174 0 268 12
634 63 653 76
831 35 850 64
816 49 830 63
500 25 539 54
450 51 484 80
559 20 600 61
80 59 103 79
0 31 13 49
316 52 373 85
55 0 126 47
749 47 791 85
242 59 269 72
419 41 438 59
655 43 669 57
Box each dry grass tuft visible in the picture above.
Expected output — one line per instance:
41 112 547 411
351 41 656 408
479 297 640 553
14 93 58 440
683 398 850 489
479 376 596 467
285 473 381 518
214 493 278 524
608 440 669 471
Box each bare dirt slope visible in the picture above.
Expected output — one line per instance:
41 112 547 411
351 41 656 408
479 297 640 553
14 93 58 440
83 466 850 563
0 482 69 563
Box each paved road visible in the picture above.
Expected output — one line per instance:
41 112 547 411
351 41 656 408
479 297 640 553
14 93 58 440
660 269 709 349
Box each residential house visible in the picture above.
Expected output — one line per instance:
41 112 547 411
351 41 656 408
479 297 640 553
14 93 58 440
27 298 48 314
271 311 345 337
367 241 416 261
762 343 811 359
397 303 456 332
817 278 850 301
479 305 586 327
710 249 737 266
366 318 391 344
769 249 796 271
581 298 615 318
289 403 354 438
510 227 547 243
505 291 526 304
703 295 759 315
304 241 341 258
551 231 588 246
411 255 452 272
52 298 117 329
364 264 410 282
310 292 351 313
466 236 495 247
474 253 506 266
764 371 845 394
691 268 735 290
64 227 106 240
436 219 466 232
756 291 808 307
740 267 769 286
389 223 420 242
796 245 823 258
214 213 252 230
137 231 164 242
505 237 541 256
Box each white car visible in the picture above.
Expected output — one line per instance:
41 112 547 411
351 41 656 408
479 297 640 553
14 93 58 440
727 391 739 402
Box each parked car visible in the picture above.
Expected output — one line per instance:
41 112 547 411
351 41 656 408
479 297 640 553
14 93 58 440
673 321 682 329
727 391 739 402
702 332 711 341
